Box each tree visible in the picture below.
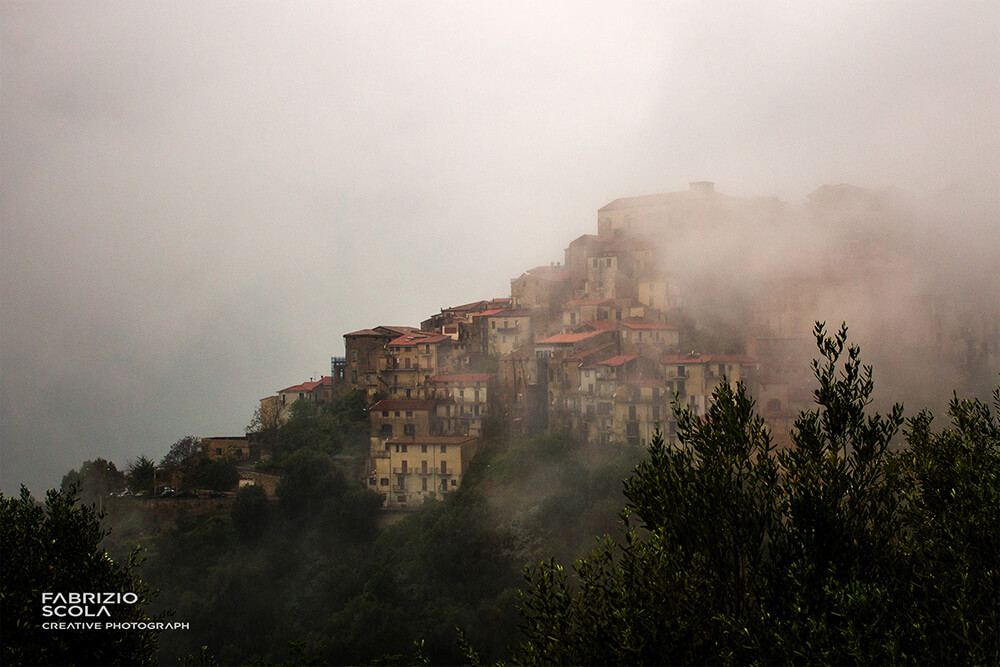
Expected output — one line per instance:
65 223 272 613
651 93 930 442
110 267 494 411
512 323 998 665
60 458 126 506
160 435 203 475
230 484 270 543
895 388 1000 665
126 455 156 494
1 485 163 665
185 458 239 492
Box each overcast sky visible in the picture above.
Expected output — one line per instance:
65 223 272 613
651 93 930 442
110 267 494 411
2 1 998 495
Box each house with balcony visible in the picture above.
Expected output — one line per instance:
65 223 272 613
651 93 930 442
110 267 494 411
426 373 496 437
661 352 759 418
380 331 454 400
367 435 479 509
344 326 422 401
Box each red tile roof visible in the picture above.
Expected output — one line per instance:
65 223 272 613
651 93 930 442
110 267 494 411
388 332 451 346
370 399 435 412
444 300 488 312
279 376 331 393
597 354 638 367
583 319 620 331
344 328 387 337
470 308 507 319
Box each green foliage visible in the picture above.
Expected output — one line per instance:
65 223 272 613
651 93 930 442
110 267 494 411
230 484 270 543
1 485 163 665
184 458 239 492
896 388 1000 664
160 435 204 473
61 458 126 505
513 322 999 665
126 455 156 495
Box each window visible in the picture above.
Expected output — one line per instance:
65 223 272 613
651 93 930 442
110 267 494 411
381 424 393 437
421 477 428 491
441 461 448 474
350 350 358 362
215 448 222 456
382 410 389 417
628 405 637 420
420 444 428 453
401 460 407 473
403 423 415 436
421 460 428 473
380 478 389 487
440 445 447 453
401 444 408 453
395 411 401 417
406 410 413 417
451 479 457 487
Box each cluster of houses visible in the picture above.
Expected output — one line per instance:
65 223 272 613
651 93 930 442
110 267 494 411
246 181 998 509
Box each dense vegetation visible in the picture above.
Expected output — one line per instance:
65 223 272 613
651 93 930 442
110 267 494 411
1 485 162 666
5 324 997 665
512 323 999 665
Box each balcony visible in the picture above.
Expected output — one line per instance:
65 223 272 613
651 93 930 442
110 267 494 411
392 467 412 475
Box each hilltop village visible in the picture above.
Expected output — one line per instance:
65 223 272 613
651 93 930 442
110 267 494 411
210 182 996 510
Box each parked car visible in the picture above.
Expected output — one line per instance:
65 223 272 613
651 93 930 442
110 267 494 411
158 487 176 498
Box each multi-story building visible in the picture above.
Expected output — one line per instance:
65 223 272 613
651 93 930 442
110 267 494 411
344 326 422 401
368 399 435 449
367 435 479 509
510 264 572 315
277 376 332 409
201 436 251 461
484 309 534 357
661 353 759 418
426 373 496 437
619 321 680 353
380 331 454 400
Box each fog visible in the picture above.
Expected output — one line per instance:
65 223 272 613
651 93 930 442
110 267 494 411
2 1 998 495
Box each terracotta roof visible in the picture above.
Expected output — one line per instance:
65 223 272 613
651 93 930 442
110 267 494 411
470 308 507 319
583 319 620 331
564 342 618 362
661 353 758 365
388 332 451 346
597 354 638 367
370 399 435 412
444 300 488 312
537 330 606 345
428 373 494 384
620 321 678 330
279 376 332 393
344 328 388 337
344 325 421 338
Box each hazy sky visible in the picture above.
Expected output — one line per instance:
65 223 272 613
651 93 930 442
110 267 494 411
2 1 998 495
